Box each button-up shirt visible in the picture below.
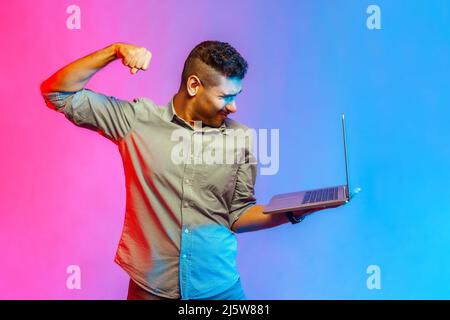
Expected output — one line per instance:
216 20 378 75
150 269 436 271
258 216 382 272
42 88 257 299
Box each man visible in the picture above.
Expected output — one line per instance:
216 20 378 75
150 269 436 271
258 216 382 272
41 41 329 300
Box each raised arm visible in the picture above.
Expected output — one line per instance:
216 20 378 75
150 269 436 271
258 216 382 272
40 43 152 93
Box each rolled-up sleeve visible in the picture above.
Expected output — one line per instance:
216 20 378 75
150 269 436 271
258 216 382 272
42 88 137 143
228 136 258 227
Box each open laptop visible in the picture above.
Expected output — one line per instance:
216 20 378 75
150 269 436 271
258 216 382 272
263 113 353 215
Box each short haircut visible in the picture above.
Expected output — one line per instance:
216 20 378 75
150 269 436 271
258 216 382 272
180 41 248 89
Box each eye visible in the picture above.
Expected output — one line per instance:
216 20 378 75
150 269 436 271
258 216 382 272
221 96 234 103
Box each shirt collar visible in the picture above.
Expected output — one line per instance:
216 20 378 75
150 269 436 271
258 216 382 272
164 96 229 134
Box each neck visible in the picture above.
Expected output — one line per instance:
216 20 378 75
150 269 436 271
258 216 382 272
173 91 198 127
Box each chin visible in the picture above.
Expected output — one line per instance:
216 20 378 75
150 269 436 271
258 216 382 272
210 122 222 128
205 118 224 128
215 118 226 127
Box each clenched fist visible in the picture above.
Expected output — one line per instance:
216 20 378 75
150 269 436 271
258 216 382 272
114 43 152 75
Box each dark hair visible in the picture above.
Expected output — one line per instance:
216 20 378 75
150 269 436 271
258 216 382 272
180 41 248 88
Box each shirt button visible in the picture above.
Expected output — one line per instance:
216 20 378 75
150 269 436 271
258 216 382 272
182 254 187 259
183 202 189 208
185 228 189 234
185 179 190 184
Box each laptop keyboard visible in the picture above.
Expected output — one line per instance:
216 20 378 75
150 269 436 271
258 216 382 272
302 187 339 204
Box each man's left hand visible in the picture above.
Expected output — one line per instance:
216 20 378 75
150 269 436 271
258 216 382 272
291 203 344 218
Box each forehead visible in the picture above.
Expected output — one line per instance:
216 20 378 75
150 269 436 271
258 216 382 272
212 76 242 95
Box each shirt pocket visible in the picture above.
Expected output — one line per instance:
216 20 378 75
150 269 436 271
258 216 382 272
196 163 239 199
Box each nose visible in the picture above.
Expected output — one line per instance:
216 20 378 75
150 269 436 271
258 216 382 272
225 101 237 114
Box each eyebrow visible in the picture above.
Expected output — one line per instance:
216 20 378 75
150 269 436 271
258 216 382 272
220 89 243 97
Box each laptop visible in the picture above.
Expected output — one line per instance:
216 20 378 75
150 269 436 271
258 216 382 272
263 113 355 215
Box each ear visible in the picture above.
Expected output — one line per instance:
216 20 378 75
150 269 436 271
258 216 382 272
186 75 202 97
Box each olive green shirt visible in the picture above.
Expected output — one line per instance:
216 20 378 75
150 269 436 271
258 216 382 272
42 88 257 299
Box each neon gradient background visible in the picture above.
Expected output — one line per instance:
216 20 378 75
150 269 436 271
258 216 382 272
1 0 449 299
